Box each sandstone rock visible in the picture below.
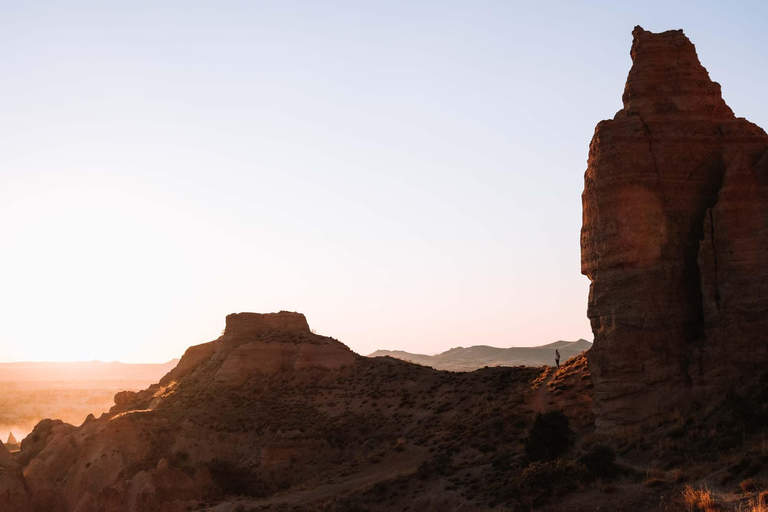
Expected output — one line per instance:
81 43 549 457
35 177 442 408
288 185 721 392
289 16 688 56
114 390 138 407
581 27 768 429
13 312 360 511
159 340 219 386
224 311 310 339
17 419 69 467
0 442 32 512
215 334 357 387
156 312 312 388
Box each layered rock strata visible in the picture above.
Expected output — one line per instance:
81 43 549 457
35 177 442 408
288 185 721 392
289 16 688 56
10 312 359 512
582 27 768 429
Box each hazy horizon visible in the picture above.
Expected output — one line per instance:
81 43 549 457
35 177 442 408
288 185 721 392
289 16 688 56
2 1 767 363
0 337 592 363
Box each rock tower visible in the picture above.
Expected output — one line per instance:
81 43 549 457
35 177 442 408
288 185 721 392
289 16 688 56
581 27 768 429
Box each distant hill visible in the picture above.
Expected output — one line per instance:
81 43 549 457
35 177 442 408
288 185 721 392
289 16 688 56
368 339 592 371
0 359 179 382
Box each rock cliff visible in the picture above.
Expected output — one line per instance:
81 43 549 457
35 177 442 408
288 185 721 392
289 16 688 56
0 442 32 512
10 312 361 512
582 27 768 429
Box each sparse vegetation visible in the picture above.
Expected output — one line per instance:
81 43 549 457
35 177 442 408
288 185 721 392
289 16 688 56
524 409 573 463
680 485 716 512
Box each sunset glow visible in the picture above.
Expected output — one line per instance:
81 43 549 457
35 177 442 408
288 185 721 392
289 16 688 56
2 1 767 363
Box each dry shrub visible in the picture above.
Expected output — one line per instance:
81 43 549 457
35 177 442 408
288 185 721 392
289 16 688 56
681 485 716 512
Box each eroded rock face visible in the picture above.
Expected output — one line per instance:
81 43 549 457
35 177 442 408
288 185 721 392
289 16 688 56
582 27 768 429
0 442 32 512
14 312 359 511
224 311 310 339
215 332 358 387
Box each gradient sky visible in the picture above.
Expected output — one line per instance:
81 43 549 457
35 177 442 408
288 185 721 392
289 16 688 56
1 1 767 363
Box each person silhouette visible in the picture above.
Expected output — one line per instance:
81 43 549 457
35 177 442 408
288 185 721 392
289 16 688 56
555 349 561 369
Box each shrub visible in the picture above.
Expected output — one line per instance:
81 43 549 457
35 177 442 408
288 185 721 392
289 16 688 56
524 410 573 463
578 444 615 477
518 459 588 505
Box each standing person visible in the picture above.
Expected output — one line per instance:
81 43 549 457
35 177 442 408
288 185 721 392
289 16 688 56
555 349 560 369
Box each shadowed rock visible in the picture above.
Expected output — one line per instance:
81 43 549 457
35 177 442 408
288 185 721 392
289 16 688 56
0 442 32 512
581 26 768 430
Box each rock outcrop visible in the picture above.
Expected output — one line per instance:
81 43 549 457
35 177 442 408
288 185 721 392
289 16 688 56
7 312 360 511
0 442 32 512
582 27 768 429
2 311 595 511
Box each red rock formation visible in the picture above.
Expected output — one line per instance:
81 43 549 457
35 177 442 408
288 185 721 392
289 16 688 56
10 312 359 511
582 27 768 429
224 311 310 338
0 442 32 512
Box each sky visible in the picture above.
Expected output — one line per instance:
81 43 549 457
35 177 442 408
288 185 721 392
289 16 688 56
1 1 767 363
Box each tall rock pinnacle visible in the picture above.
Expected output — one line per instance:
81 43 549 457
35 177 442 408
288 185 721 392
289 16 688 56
581 27 768 430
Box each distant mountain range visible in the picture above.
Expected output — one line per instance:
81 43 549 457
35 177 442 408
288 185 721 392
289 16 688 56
0 359 179 382
368 339 592 371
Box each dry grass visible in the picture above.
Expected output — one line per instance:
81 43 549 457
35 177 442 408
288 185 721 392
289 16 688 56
681 485 717 512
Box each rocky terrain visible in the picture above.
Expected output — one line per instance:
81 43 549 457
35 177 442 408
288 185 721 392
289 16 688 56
2 311 595 511
581 26 768 430
0 442 32 512
369 339 592 371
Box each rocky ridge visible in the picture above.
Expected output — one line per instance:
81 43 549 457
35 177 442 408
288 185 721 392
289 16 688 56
14 312 360 512
369 339 592 371
5 311 593 511
581 27 768 429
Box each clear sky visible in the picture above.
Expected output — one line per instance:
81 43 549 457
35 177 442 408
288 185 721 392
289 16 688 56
1 1 766 363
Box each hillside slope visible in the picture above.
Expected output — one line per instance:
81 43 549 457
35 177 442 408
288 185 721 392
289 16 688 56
369 339 592 371
9 311 593 512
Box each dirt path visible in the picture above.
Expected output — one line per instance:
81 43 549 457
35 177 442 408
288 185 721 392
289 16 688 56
528 367 553 414
209 447 430 511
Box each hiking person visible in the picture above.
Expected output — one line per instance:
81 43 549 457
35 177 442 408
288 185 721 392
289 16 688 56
555 349 560 369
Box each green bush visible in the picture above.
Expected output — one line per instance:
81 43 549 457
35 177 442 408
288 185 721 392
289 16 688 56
524 409 573 463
